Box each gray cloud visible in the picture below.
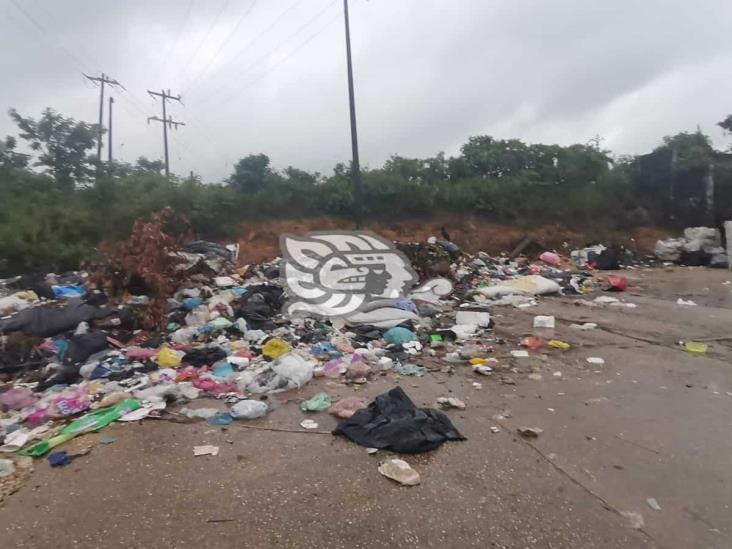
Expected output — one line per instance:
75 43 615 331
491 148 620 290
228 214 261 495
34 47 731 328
1 0 731 181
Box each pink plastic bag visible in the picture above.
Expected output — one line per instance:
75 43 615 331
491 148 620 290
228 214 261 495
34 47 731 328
323 358 347 378
0 387 37 411
48 392 90 418
329 397 368 419
539 251 562 266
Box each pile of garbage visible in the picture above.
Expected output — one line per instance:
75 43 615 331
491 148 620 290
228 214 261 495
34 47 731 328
0 225 637 473
654 227 728 268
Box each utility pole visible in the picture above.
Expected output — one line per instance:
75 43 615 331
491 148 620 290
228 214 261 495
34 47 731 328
147 89 184 178
84 73 122 167
108 97 114 163
343 0 363 229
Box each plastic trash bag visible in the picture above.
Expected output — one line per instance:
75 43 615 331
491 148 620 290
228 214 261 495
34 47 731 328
345 308 420 329
262 338 291 359
329 396 368 419
455 311 491 327
272 353 313 388
539 251 562 266
244 353 313 393
654 238 684 262
20 399 140 457
52 284 86 299
156 347 184 368
383 327 417 345
230 399 268 419
181 407 220 419
0 387 37 411
300 393 332 412
334 387 465 453
475 275 561 298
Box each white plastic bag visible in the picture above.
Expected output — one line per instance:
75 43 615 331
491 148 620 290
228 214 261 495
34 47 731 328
242 354 314 394
230 399 268 419
476 275 560 298
273 353 313 388
455 311 491 327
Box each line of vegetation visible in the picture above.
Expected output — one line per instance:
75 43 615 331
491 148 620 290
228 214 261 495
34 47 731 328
0 107 727 276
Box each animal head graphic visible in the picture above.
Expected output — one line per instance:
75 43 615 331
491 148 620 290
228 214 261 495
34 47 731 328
280 231 419 317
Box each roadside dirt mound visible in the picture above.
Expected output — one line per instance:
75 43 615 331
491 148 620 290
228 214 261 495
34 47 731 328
236 216 671 264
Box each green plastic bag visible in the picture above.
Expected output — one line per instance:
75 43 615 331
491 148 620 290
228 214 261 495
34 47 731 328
300 393 332 412
19 399 141 457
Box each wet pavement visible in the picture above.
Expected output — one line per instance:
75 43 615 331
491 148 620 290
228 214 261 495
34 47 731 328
3 267 732 548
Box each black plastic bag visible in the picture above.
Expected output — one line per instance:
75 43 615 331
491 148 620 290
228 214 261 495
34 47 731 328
334 387 465 453
0 303 113 338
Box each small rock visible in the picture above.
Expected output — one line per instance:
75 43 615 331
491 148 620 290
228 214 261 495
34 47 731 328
366 448 378 455
193 445 219 457
528 373 543 381
646 497 662 511
490 426 500 433
437 396 466 410
378 459 420 486
517 427 543 438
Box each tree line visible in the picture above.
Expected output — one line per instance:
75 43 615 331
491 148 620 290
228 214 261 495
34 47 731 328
0 107 728 276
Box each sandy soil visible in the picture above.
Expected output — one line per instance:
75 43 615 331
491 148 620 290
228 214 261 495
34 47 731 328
236 216 671 264
2 266 732 548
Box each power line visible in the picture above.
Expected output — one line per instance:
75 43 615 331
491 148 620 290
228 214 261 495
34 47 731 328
186 0 338 119
188 9 340 125
154 0 194 84
8 0 93 73
176 0 230 84
182 0 304 99
178 0 258 94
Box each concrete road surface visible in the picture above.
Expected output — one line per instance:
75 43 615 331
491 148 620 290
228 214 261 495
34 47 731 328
2 267 731 548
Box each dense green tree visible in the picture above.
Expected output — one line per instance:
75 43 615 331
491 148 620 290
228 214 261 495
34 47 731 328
9 108 99 189
134 156 165 175
283 166 319 187
717 115 732 134
228 153 271 192
656 131 713 170
0 136 28 171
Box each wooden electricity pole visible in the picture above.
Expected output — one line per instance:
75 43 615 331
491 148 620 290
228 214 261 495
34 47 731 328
342 0 363 229
108 97 114 163
146 89 184 178
84 73 122 166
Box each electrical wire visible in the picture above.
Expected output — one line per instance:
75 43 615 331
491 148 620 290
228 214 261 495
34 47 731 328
189 9 340 125
154 0 194 84
186 0 338 119
178 0 258 95
8 0 94 73
176 0 230 84
182 0 304 99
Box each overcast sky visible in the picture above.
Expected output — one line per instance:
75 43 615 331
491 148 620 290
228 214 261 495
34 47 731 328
2 0 732 182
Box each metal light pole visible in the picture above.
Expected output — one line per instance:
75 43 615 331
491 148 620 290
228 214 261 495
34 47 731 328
343 0 363 228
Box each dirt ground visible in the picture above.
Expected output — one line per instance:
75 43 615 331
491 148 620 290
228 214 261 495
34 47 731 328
3 266 732 548
236 216 671 264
